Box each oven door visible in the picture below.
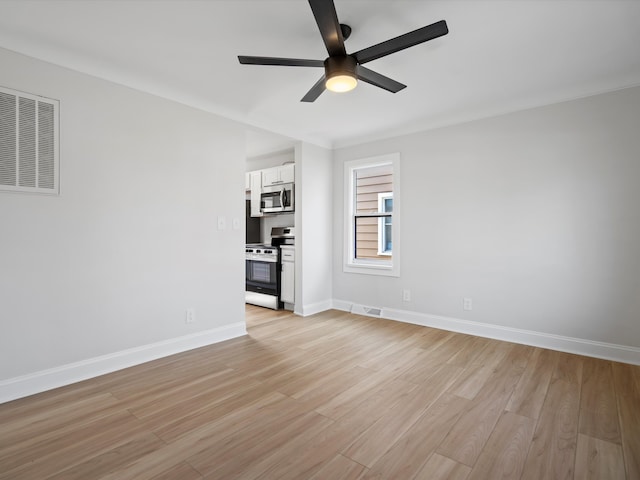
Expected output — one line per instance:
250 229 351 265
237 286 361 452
246 257 278 297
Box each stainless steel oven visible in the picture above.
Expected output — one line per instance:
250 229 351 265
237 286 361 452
245 245 280 309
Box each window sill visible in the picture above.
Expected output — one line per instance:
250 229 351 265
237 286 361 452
343 261 399 277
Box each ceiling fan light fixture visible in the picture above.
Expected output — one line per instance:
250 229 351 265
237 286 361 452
324 56 358 93
326 74 357 92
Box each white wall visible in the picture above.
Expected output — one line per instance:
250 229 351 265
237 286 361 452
296 142 333 315
333 86 640 352
0 48 247 392
246 147 294 172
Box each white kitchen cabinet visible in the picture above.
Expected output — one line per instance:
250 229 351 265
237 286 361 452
249 171 263 217
280 245 295 306
262 167 279 187
262 163 294 187
245 172 251 191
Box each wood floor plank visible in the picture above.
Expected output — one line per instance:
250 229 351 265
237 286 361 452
252 378 419 480
146 380 274 442
446 336 490 368
611 361 640 398
466 411 536 480
261 354 352 397
0 380 112 424
313 369 395 420
612 361 640 479
0 410 148 480
446 363 494 400
46 432 165 480
552 352 584 385
344 363 463 467
397 336 469 384
615 392 640 480
362 392 470 480
151 462 203 480
97 392 293 480
308 454 368 480
575 434 626 480
520 377 581 480
468 338 512 369
377 346 433 378
357 329 446 372
412 327 457 351
193 409 333 479
127 367 237 418
579 357 621 444
412 453 472 480
436 344 531 466
157 386 294 444
506 348 557 419
0 392 120 453
290 365 372 404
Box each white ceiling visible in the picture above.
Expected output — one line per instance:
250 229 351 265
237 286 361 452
1 0 639 155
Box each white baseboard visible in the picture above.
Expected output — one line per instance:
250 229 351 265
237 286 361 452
331 299 353 312
300 299 334 317
331 299 640 365
0 322 247 404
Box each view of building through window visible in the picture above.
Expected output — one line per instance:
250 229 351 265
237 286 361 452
354 163 393 261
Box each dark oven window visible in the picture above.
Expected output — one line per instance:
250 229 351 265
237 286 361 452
247 260 277 285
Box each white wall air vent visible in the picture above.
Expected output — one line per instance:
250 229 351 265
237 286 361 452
350 304 383 318
0 86 59 195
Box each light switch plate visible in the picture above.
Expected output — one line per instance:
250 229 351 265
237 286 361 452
463 297 473 311
217 216 226 230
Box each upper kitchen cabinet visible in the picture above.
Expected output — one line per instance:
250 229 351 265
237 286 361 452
262 163 294 187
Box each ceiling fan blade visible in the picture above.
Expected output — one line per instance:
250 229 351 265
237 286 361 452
356 65 406 93
308 0 346 57
238 56 324 67
353 20 448 64
301 75 326 102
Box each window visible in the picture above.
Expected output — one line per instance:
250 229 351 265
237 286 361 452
0 86 59 195
344 153 400 276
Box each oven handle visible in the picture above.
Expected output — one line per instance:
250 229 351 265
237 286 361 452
246 257 277 263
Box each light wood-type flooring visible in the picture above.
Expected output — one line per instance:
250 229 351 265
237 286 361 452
1 305 639 479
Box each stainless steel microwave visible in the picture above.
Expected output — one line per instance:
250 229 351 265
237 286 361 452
261 183 294 214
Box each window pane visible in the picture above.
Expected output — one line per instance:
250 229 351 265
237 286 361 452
355 164 393 214
355 215 392 261
384 222 392 252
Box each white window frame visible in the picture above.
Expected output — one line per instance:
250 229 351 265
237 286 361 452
343 153 400 277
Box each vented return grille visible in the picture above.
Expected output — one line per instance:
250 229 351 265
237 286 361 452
0 86 59 194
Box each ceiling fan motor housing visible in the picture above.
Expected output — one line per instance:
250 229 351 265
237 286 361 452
324 55 357 81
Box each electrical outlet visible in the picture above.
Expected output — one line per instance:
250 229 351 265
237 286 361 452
403 289 411 302
463 297 473 311
186 308 196 323
232 217 241 230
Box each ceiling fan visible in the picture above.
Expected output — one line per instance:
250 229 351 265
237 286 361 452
238 0 449 102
